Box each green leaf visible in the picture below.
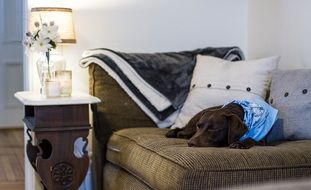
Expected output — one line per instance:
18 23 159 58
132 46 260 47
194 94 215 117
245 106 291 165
50 41 57 49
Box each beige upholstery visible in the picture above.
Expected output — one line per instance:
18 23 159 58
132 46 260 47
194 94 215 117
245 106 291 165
106 128 311 189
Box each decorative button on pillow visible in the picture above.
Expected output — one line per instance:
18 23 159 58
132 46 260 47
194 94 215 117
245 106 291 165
267 69 311 140
171 55 279 129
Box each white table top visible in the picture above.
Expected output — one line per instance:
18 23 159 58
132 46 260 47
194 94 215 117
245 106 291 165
14 91 101 106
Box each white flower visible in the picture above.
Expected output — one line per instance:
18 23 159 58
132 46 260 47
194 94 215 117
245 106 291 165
40 24 62 43
24 21 61 53
31 35 52 53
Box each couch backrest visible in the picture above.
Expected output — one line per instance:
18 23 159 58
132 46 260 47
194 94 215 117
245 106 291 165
89 64 156 144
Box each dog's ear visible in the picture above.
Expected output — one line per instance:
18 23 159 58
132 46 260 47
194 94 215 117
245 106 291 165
185 105 222 129
225 114 247 144
185 109 206 129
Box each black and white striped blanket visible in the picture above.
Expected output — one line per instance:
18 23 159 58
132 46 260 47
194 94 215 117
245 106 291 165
80 47 244 128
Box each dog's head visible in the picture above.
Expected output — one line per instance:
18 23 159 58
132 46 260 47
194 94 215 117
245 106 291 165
188 107 246 147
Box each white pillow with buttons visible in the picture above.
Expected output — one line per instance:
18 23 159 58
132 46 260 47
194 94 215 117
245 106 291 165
171 55 280 129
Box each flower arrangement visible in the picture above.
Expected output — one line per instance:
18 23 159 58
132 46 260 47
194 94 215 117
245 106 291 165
25 21 61 79
25 21 61 53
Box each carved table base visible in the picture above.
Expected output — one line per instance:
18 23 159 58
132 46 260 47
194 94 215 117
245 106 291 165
24 104 91 190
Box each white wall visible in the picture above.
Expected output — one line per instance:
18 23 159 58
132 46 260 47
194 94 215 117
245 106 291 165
26 0 311 92
248 0 311 69
27 0 248 93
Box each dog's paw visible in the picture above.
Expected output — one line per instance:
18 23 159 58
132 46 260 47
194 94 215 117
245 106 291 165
229 141 248 149
176 131 193 139
165 128 180 138
229 138 256 149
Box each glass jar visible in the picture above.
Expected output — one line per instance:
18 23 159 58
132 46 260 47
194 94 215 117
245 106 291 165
36 51 66 94
55 70 72 97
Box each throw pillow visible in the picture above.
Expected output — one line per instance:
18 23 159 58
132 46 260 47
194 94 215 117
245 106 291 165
171 55 279 129
267 69 311 140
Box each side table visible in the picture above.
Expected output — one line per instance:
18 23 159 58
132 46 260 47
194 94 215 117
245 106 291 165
14 91 100 190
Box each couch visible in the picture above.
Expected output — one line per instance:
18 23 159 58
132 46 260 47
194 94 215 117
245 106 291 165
85 48 311 190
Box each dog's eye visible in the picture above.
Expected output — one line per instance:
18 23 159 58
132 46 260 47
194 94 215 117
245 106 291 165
207 128 218 132
196 123 203 129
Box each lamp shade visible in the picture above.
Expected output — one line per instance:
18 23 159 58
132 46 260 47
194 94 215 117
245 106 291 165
29 7 76 43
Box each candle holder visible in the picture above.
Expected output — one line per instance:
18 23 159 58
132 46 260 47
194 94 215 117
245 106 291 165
45 79 61 98
56 70 72 97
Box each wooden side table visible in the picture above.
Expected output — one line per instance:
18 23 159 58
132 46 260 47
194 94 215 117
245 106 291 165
15 91 100 190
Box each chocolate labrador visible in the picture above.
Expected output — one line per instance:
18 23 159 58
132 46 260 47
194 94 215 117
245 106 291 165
166 103 262 149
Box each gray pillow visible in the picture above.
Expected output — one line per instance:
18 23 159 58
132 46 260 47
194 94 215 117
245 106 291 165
268 69 311 141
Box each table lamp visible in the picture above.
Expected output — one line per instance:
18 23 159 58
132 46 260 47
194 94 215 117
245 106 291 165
29 7 76 43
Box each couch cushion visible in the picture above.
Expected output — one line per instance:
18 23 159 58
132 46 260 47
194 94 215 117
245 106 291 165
107 128 311 189
268 69 311 140
104 162 152 190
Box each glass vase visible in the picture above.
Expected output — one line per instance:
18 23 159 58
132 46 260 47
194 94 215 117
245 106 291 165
36 52 55 94
36 51 66 94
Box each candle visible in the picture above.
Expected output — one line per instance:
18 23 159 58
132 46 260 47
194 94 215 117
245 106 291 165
45 79 61 98
56 70 72 97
